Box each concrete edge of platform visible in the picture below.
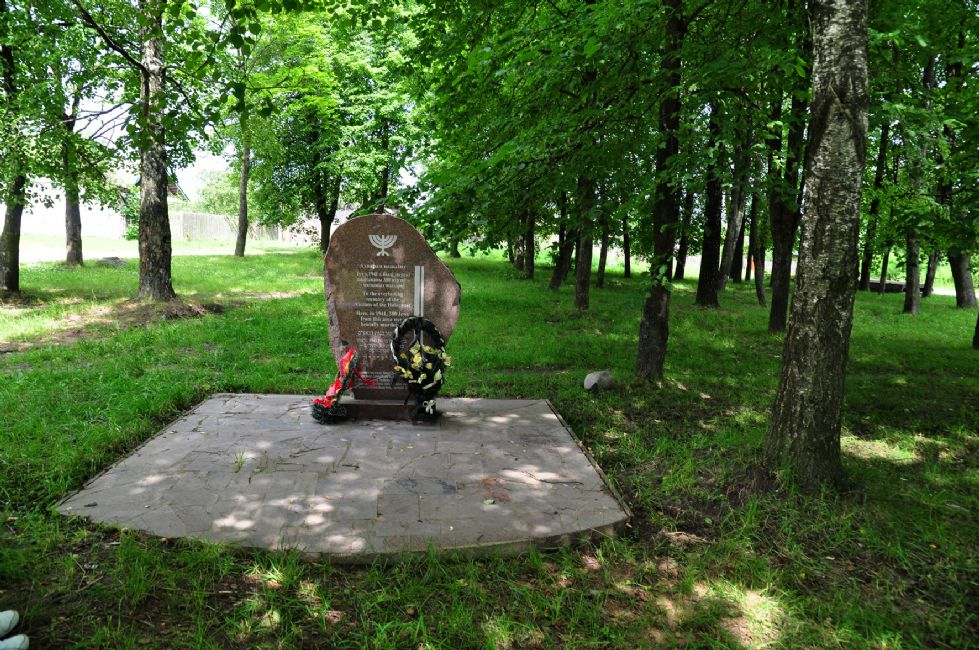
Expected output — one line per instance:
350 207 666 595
107 520 626 565
543 399 633 526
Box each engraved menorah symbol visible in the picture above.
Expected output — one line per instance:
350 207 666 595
369 234 397 256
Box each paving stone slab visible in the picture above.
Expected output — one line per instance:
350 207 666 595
58 396 630 562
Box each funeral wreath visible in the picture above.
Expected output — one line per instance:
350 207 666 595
391 316 451 420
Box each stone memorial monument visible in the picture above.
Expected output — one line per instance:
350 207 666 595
324 213 461 417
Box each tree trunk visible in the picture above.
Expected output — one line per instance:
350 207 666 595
750 193 767 307
449 238 461 258
596 210 609 288
922 251 939 298
878 246 890 294
622 213 631 278
974 312 979 349
673 189 693 281
948 253 977 308
732 218 745 283
718 127 749 289
324 173 341 253
636 0 683 380
63 135 84 267
550 194 575 290
768 91 807 332
575 176 595 310
523 207 535 279
0 0 26 294
234 132 250 257
859 121 889 290
314 182 330 254
765 0 868 490
0 176 25 294
550 233 575 290
696 105 723 307
745 199 755 284
512 234 525 271
135 3 176 301
903 234 921 314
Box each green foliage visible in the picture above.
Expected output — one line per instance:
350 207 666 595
192 170 241 216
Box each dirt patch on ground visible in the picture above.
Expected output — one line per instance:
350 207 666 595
0 299 226 354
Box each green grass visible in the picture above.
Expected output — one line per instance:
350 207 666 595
1 249 977 648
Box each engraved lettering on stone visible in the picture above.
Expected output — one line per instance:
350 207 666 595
369 234 397 256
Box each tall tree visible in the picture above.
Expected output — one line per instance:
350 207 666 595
636 0 685 379
0 0 28 295
859 120 890 290
765 0 869 488
672 189 694 281
718 118 750 290
695 103 723 307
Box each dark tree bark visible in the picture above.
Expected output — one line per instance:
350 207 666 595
878 246 890 294
745 198 756 284
622 213 632 278
135 2 176 301
512 233 525 272
0 0 26 294
696 105 723 307
449 238 461 258
324 174 341 252
637 0 684 380
718 126 750 289
61 88 84 267
732 218 745 283
903 234 921 314
765 0 869 489
750 192 767 306
903 58 935 314
575 176 595 310
523 207 535 279
63 135 84 267
922 251 939 298
550 232 575 290
948 252 977 308
673 189 693 281
767 90 806 332
0 176 25 295
859 120 889 289
550 194 575 290
314 176 330 254
596 207 609 288
974 312 979 350
234 129 251 257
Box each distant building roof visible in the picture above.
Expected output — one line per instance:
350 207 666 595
134 176 189 201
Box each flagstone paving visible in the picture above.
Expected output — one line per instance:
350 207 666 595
58 395 630 561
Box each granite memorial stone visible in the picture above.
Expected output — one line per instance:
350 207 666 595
324 214 461 401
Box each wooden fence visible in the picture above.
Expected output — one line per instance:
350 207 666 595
170 211 281 241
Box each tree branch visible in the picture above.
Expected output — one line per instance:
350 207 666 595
71 0 145 73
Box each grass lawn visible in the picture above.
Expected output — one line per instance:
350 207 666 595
1 249 977 648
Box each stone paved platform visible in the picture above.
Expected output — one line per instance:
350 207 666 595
58 395 630 561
